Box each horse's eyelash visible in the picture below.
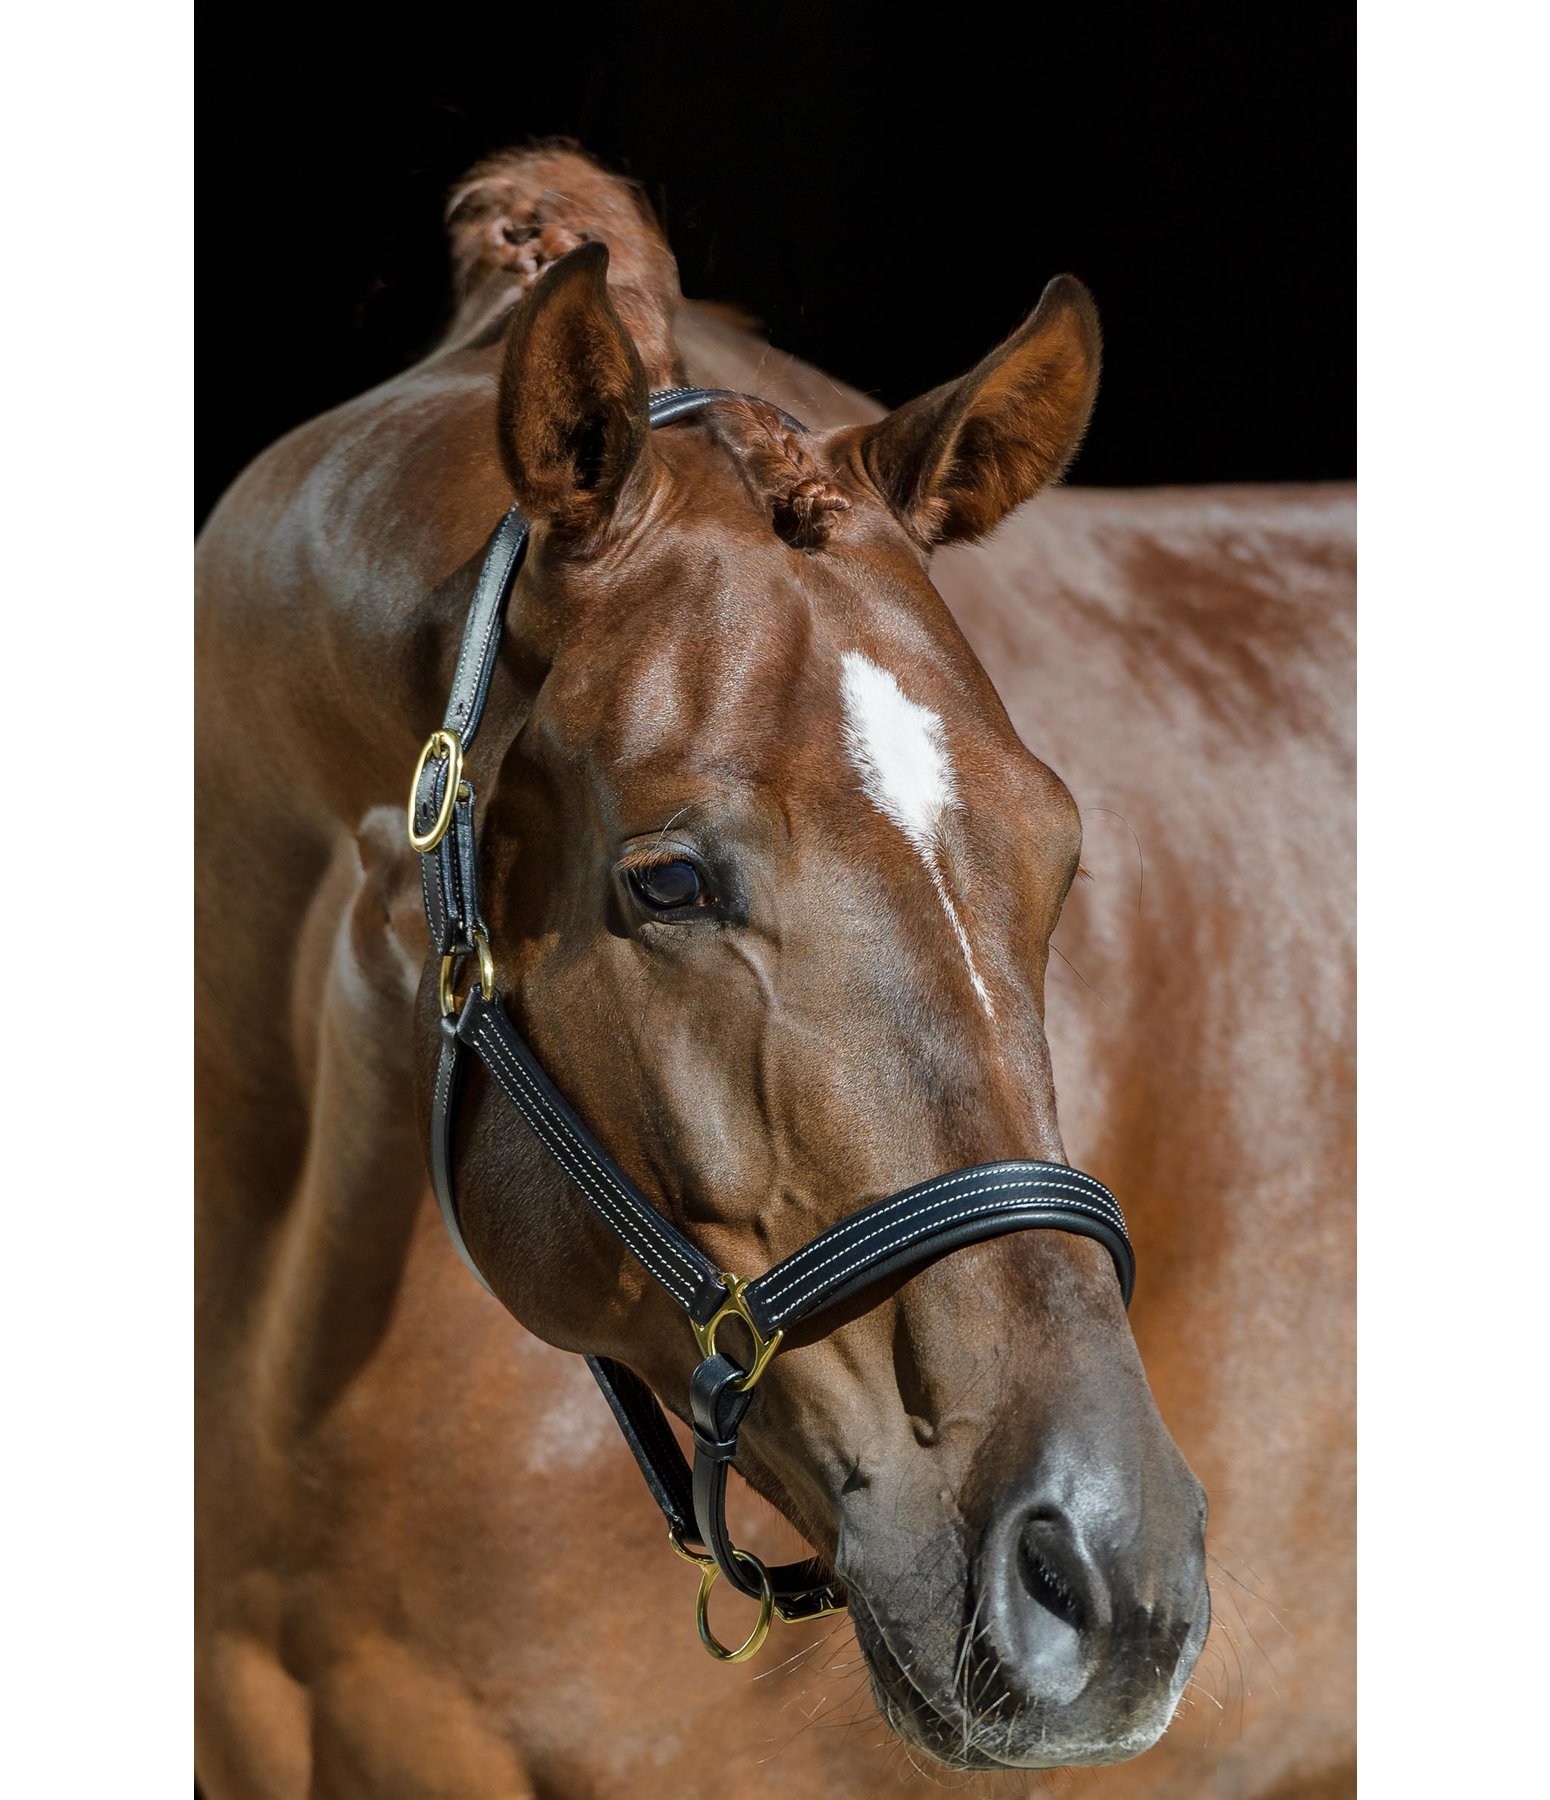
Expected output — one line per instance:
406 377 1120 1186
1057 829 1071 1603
617 845 695 873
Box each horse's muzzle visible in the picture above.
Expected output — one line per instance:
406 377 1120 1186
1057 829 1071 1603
851 1447 1210 1771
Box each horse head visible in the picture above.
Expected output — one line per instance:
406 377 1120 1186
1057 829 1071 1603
428 241 1208 1771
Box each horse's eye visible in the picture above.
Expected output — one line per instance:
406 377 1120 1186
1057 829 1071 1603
629 859 704 912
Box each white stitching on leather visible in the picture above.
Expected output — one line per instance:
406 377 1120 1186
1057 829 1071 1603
476 1015 703 1288
761 1184 1128 1323
419 852 438 937
416 764 455 940
432 1043 456 1185
456 797 479 931
438 837 459 934
475 1020 698 1304
450 522 523 730
755 1163 1121 1300
763 1164 1117 1288
765 1191 1128 1325
433 1042 454 1139
476 1023 694 1304
475 1022 684 1282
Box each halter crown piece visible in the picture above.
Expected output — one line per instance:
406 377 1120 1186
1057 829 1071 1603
410 388 1135 1662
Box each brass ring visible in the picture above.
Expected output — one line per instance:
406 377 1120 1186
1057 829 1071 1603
439 927 496 1018
694 1551 774 1663
407 729 464 853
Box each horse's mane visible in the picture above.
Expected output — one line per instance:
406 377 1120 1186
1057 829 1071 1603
443 143 851 551
442 141 686 384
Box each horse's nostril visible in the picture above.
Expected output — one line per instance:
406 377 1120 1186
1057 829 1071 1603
1017 1519 1086 1632
976 1505 1096 1711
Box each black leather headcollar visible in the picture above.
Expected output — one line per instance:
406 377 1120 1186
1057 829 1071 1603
411 387 1135 1661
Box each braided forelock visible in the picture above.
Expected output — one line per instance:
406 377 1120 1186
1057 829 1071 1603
706 397 853 551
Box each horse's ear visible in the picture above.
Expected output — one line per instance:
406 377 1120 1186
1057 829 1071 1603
860 274 1101 546
497 241 654 537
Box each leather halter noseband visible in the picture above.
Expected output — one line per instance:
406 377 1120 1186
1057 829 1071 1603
410 387 1135 1663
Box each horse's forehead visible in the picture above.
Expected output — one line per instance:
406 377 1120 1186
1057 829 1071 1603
542 440 1043 802
577 598 834 777
558 609 1051 832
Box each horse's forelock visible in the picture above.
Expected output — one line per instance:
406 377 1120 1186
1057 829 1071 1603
699 397 854 552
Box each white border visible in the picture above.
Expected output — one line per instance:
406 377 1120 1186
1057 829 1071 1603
0 4 191 1792
1360 0 1547 1786
6 0 1547 1788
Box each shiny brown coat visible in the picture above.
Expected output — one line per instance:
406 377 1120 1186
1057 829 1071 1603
195 150 1353 1797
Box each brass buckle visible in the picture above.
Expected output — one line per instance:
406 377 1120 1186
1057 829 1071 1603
439 926 496 1017
670 1534 774 1664
668 1528 716 1572
691 1274 784 1391
407 728 466 853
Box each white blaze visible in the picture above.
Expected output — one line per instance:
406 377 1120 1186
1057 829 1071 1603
838 650 995 1020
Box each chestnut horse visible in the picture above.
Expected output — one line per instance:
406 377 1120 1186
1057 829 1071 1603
195 148 1354 1796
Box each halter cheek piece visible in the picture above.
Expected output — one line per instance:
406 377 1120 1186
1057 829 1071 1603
411 387 1135 1664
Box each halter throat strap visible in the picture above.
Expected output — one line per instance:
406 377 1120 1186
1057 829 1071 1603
411 387 1136 1657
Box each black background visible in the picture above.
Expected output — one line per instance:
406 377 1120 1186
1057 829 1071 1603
198 2 1351 525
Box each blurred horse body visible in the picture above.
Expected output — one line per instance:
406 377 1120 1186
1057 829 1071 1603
195 150 1353 1797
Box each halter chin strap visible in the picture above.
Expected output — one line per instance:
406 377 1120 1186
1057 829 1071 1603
411 387 1136 1662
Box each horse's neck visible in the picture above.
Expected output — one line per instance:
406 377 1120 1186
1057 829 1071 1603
248 808 433 1431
